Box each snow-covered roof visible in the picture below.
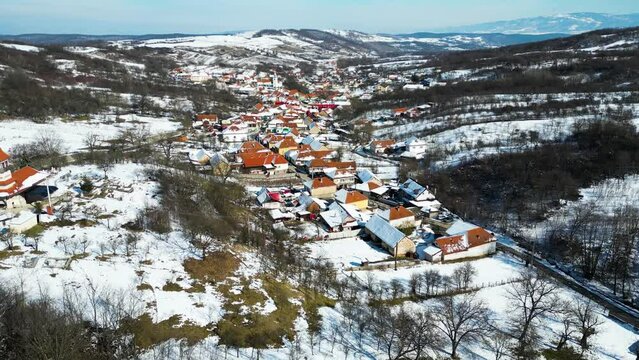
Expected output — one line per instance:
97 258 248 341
365 214 407 249
446 219 479 236
256 188 270 205
357 169 380 184
269 209 294 221
424 245 442 256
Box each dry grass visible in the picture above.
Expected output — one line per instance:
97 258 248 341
0 250 25 261
183 251 240 284
162 282 184 292
216 276 301 349
137 283 153 291
122 313 211 349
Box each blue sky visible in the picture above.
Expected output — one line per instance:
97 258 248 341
0 0 638 34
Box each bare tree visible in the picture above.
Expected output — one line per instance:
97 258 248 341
451 262 477 290
572 299 603 351
421 269 443 296
507 270 559 358
83 132 102 154
555 301 577 350
158 136 176 162
434 293 492 359
483 328 511 360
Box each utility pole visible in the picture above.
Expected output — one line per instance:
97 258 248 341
394 244 398 271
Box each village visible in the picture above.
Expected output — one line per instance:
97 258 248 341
0 62 501 285
170 65 497 268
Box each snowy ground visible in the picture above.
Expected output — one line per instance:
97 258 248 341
0 164 223 327
0 115 181 153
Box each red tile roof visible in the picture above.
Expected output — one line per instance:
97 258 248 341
387 206 413 220
309 177 336 189
196 114 218 121
344 191 367 204
435 227 495 255
0 148 9 163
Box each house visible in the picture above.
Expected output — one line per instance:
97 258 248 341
357 169 382 186
369 139 395 154
240 153 289 175
294 193 327 218
209 153 231 176
304 177 337 199
393 107 409 117
428 227 497 262
0 149 48 209
334 189 368 210
380 206 415 229
0 148 9 170
7 211 38 234
352 181 389 197
398 179 436 204
256 188 283 209
320 202 360 232
188 149 213 165
195 114 219 123
221 124 251 143
325 168 356 186
365 214 416 257
274 137 298 155
405 137 427 155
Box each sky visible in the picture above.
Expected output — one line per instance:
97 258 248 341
0 0 638 35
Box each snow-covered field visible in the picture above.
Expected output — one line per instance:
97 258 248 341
0 42 42 52
0 164 224 327
0 116 181 152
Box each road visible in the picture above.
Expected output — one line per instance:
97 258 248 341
497 241 639 329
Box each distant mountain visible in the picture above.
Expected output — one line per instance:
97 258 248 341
0 32 240 45
0 29 573 56
439 12 639 35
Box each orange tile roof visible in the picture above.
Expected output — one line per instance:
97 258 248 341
276 137 298 149
196 114 218 121
309 177 336 189
387 206 413 220
371 139 395 148
344 191 367 204
0 148 9 163
435 227 495 255
239 141 266 153
242 153 287 168
0 166 40 194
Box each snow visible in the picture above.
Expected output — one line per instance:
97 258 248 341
0 42 41 53
0 163 224 326
0 116 181 153
137 32 312 52
307 237 390 267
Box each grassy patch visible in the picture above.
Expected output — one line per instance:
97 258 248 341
22 224 45 238
216 276 301 349
70 253 90 261
121 313 211 349
46 219 97 228
137 283 153 291
162 282 184 292
0 250 25 261
186 282 206 293
183 251 239 284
